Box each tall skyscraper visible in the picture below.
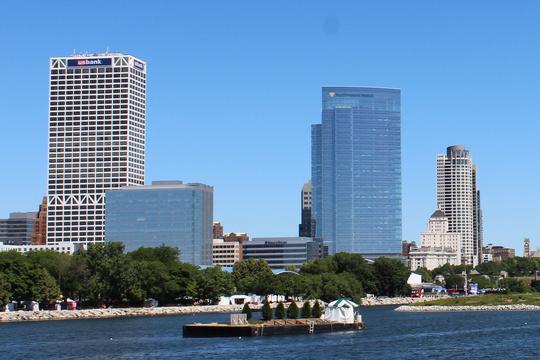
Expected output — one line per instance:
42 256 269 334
47 53 146 245
437 145 482 266
298 180 313 237
105 181 214 265
312 86 402 258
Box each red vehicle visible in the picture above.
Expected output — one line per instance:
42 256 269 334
410 289 424 298
447 289 466 296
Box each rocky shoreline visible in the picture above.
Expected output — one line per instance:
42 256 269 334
0 305 247 323
395 304 540 312
361 296 448 306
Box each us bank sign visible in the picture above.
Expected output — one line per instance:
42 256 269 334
67 58 112 67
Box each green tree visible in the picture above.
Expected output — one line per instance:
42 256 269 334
318 273 364 302
275 302 286 319
273 273 303 299
232 259 274 295
128 245 180 265
501 278 530 293
414 267 433 283
195 266 234 304
262 297 273 321
470 275 494 289
242 302 252 320
83 242 145 306
0 272 12 307
373 257 410 296
287 301 299 319
312 300 322 318
444 274 465 289
30 268 60 304
301 301 312 318
301 253 377 295
26 251 87 301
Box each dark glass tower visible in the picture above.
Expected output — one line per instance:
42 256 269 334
311 86 402 258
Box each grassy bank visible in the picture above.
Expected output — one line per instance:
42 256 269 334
413 293 540 307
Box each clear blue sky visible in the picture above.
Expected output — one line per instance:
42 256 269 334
0 1 539 254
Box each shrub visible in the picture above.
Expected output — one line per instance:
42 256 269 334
531 280 540 292
275 302 286 319
287 301 299 319
501 278 530 293
301 301 312 318
262 297 273 321
312 301 322 318
241 302 252 320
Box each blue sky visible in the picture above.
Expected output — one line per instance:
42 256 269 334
0 1 539 254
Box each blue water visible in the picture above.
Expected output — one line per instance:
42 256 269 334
1 306 540 359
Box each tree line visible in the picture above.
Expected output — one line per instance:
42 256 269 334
0 243 411 309
413 257 540 293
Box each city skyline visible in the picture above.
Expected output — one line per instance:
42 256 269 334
1 2 540 253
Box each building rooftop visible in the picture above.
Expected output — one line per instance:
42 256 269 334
112 181 213 192
430 209 446 218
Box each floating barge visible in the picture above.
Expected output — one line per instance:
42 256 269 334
183 318 365 338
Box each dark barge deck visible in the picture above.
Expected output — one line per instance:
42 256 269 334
183 319 365 337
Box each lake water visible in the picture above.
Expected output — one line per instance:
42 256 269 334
1 306 540 359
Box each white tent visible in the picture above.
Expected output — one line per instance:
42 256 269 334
407 273 422 287
323 298 360 323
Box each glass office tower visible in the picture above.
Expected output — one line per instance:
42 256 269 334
105 181 213 265
311 86 402 258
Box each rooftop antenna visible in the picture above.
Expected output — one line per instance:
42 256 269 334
106 46 109 54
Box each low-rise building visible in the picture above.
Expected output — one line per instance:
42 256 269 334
409 246 461 271
242 237 326 269
0 242 83 255
212 238 241 266
408 209 461 270
0 212 36 245
482 253 493 262
482 244 515 262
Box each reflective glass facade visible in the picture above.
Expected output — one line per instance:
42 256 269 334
312 87 402 257
105 181 213 265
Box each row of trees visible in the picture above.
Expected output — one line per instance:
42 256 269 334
249 300 323 321
0 243 411 308
413 258 540 293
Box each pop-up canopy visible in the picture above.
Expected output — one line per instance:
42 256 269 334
323 297 360 323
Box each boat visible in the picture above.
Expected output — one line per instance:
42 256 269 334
183 298 365 338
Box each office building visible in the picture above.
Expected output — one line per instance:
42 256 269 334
212 238 241 266
402 240 415 257
408 210 462 270
243 237 326 269
409 246 461 271
213 221 224 239
437 145 483 266
312 86 401 258
419 209 462 263
32 197 48 245
47 53 146 245
105 181 213 265
223 232 248 259
0 212 37 245
524 238 531 257
482 244 515 262
0 241 83 255
298 180 313 237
